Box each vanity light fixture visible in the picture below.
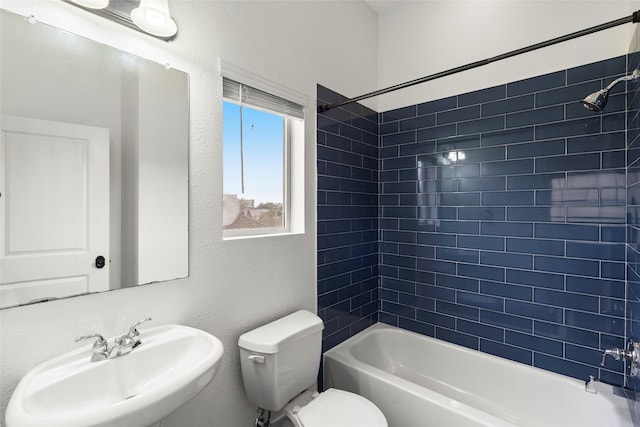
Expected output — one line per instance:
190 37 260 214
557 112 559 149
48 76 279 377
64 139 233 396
63 0 178 41
130 0 177 38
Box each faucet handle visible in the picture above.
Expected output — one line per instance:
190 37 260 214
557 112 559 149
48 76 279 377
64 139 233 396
75 334 109 362
75 334 108 351
126 317 152 337
76 333 106 345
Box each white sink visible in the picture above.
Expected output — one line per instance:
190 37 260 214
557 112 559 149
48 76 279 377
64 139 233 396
6 324 224 427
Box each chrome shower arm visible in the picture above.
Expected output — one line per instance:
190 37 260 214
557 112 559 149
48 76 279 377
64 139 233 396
604 68 640 91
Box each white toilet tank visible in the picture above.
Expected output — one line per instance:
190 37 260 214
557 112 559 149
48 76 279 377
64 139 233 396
238 310 324 411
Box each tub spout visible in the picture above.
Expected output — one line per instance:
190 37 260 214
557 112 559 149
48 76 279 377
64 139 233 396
585 375 598 394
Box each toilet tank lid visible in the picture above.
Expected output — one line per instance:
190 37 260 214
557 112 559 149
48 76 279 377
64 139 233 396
238 310 324 354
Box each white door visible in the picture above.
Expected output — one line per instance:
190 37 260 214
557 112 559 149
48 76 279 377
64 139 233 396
0 115 109 307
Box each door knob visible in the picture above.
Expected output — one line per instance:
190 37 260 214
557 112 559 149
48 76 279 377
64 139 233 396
95 256 106 269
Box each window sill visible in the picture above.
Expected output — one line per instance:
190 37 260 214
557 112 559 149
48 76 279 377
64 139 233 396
222 229 304 241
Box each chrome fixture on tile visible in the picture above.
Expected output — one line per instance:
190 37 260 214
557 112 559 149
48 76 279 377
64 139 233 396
584 375 599 394
581 68 640 112
600 339 640 377
75 317 152 362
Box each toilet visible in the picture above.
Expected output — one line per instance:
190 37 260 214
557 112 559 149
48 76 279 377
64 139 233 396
238 310 387 427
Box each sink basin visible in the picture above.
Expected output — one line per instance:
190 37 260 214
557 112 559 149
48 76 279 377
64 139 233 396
6 324 224 427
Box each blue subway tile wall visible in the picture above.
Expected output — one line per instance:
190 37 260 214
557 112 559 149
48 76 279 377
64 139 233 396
317 51 639 389
379 55 630 386
627 28 640 393
317 85 379 352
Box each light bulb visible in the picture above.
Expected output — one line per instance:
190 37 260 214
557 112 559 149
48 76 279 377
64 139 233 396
145 8 166 26
131 0 177 38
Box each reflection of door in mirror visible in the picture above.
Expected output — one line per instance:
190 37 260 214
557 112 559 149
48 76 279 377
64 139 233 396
0 9 189 308
0 115 110 308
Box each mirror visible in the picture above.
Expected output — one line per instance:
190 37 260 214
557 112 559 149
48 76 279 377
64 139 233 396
0 9 189 309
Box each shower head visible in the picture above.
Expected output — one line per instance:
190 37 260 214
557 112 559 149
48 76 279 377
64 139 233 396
581 68 640 112
581 89 609 112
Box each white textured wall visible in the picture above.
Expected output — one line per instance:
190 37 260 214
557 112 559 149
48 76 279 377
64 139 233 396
0 1 378 426
375 0 637 112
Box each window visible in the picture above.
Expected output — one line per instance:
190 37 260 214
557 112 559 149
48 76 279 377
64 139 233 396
222 77 304 237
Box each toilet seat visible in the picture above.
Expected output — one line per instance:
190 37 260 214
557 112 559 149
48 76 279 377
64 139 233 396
293 388 387 427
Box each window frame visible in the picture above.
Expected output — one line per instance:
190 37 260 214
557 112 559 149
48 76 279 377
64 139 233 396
220 64 306 239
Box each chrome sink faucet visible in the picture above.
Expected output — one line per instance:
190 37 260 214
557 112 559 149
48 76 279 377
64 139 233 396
110 317 152 358
75 333 110 362
75 317 152 362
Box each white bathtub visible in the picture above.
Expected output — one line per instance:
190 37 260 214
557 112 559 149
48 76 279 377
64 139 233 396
323 323 638 427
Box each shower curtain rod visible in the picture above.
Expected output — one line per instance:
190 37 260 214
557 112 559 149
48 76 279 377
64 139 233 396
318 10 640 113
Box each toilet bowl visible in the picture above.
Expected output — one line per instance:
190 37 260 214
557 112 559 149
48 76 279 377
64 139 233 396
284 388 386 427
238 310 387 427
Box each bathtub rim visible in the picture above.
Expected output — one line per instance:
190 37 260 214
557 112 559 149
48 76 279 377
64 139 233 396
323 322 639 425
